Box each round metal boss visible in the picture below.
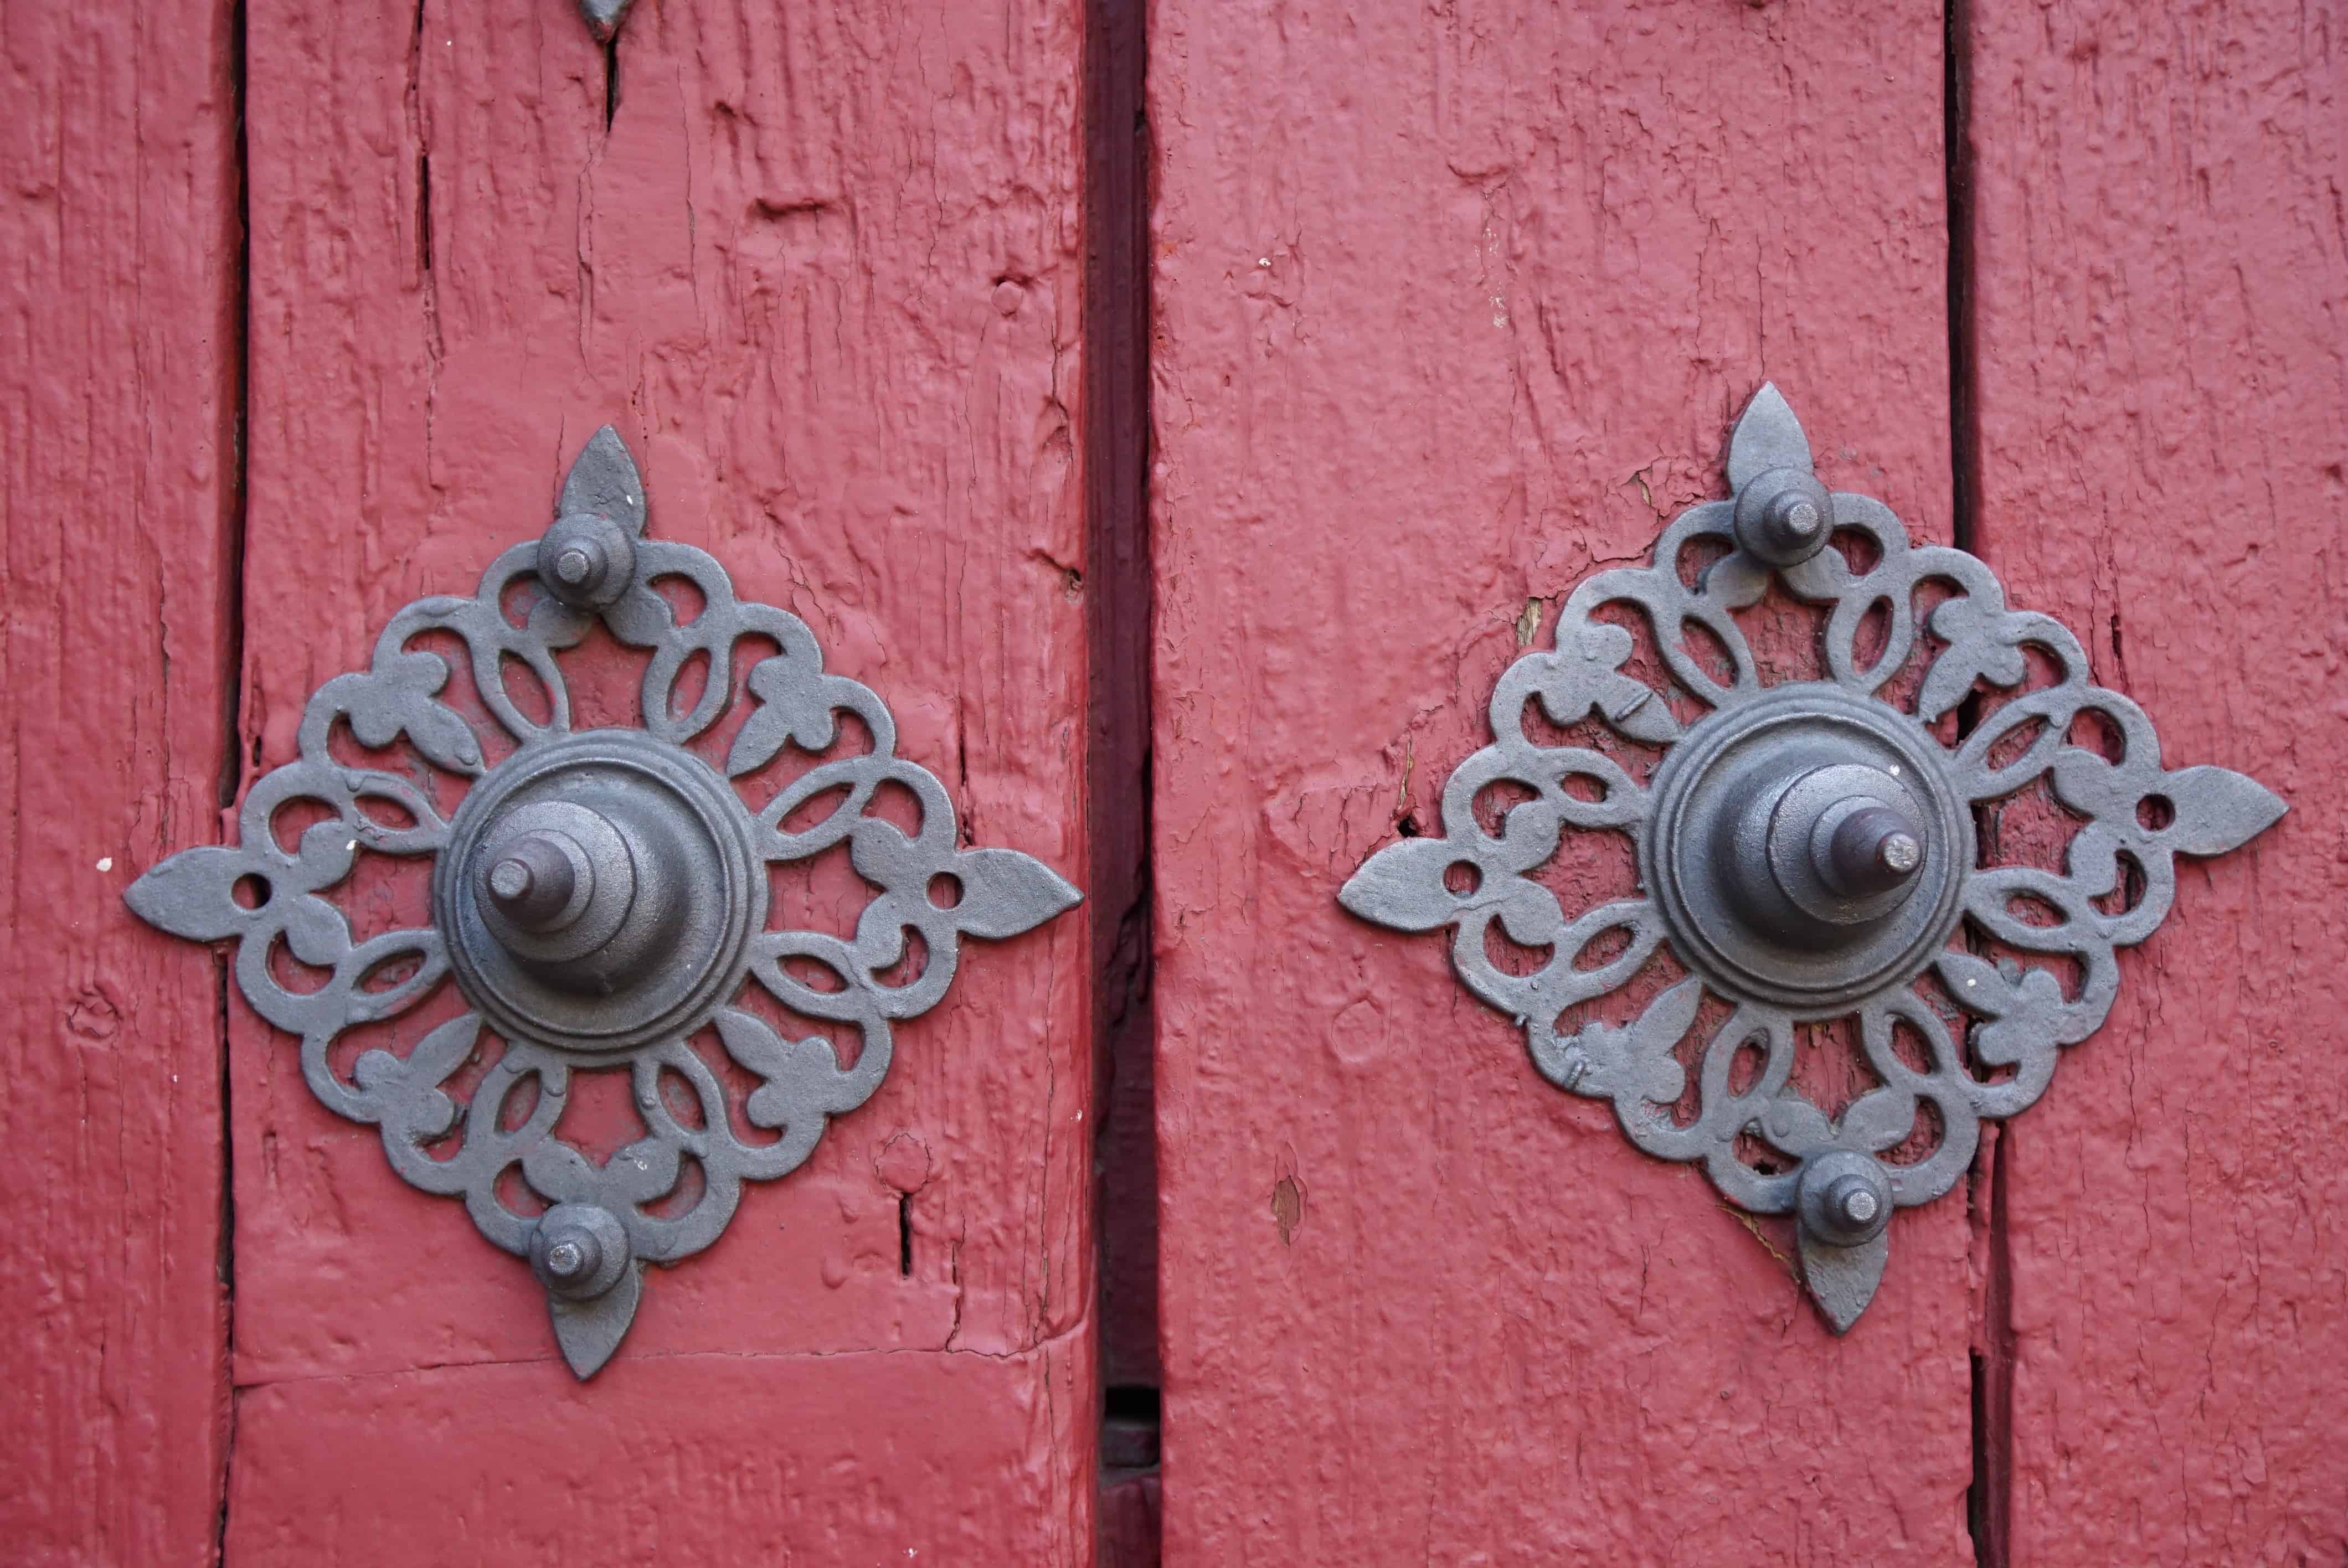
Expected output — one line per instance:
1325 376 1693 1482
433 728 766 1055
1639 682 1971 1015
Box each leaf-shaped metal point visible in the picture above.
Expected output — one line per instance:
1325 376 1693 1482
549 1266 642 1380
125 847 258 942
1725 381 1815 491
2150 765 2288 857
1337 839 1461 934
122 425 1081 1377
557 423 646 532
947 850 1084 940
1799 1227 1890 1335
1337 380 2285 1334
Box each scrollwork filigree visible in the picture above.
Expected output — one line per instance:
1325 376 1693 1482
1341 386 2282 1330
128 427 1079 1374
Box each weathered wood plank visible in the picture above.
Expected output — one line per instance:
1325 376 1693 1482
1964 2 2348 1561
230 0 1093 1554
225 1343 1088 1562
1148 2 1973 1561
0 3 239 1562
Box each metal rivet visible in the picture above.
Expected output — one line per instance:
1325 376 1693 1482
1799 1158 1894 1250
536 510 637 610
1775 496 1821 539
1732 465 1836 566
530 1202 630 1309
1835 1182 1881 1229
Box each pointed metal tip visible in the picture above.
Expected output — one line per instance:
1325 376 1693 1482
122 865 177 933
1798 1224 1889 1334
1726 381 1816 493
578 0 635 43
549 1263 643 1379
558 425 648 538
123 845 249 942
935 847 1086 940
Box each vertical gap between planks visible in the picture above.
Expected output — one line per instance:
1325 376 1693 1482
1968 1127 2016 1566
1084 0 1161 1558
1944 0 2012 1564
212 0 254 1559
1944 0 1981 558
217 0 252 820
600 34 619 132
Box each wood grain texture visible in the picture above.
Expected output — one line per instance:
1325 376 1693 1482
229 0 1093 1556
1147 2 1972 1562
1965 2 2348 1562
0 2 239 1562
225 1340 1088 1561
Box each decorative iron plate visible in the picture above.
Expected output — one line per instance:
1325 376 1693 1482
1340 386 2284 1330
127 427 1080 1375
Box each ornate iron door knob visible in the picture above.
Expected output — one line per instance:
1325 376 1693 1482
1340 386 2284 1332
126 428 1080 1376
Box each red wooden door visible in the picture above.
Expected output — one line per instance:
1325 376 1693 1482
11 1 1098 1562
1147 1 2346 1565
10 1 2345 1565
